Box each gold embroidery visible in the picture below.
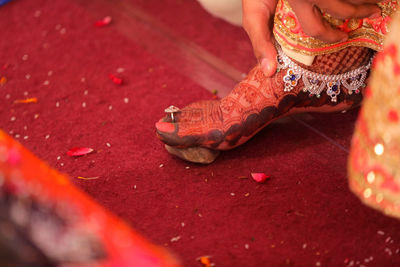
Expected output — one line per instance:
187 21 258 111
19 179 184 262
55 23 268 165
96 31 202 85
273 0 399 56
348 12 400 219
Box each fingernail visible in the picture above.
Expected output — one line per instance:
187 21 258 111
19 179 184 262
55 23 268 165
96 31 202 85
156 122 175 133
261 58 275 76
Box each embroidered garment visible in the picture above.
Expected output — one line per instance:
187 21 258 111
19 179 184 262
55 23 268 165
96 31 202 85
273 0 399 56
348 12 400 219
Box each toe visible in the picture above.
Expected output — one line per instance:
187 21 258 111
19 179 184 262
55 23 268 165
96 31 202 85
155 100 223 148
155 121 176 133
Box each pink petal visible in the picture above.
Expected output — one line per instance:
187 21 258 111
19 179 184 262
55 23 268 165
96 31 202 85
66 147 94 157
251 173 270 183
109 74 123 85
94 16 112 27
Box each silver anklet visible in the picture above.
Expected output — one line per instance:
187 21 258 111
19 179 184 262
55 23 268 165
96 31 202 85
276 46 374 102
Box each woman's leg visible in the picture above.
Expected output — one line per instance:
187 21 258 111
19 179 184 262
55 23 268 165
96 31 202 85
156 46 373 154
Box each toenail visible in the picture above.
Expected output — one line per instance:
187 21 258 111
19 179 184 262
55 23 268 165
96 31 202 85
156 121 175 133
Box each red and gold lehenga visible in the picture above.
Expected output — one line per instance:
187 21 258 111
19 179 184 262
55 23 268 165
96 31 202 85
155 0 399 164
348 12 400 219
274 0 397 57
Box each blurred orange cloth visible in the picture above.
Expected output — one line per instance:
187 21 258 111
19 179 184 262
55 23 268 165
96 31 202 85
0 130 181 267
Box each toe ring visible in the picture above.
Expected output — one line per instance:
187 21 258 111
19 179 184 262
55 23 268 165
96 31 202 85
164 105 180 122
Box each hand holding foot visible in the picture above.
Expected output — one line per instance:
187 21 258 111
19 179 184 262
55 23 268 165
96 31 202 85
242 0 381 76
156 46 374 163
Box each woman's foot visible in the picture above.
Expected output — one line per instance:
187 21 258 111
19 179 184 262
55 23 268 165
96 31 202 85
156 46 374 162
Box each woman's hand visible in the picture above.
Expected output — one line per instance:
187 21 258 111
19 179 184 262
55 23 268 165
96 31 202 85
242 0 279 77
287 0 381 42
242 0 381 76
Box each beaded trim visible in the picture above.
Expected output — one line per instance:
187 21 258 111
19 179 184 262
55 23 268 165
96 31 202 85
276 46 374 102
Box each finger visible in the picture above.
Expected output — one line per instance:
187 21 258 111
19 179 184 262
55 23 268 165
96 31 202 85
317 1 381 19
289 1 348 43
245 18 277 77
259 42 278 77
242 0 278 76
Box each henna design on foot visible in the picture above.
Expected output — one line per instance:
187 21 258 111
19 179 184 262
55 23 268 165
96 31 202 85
156 47 374 151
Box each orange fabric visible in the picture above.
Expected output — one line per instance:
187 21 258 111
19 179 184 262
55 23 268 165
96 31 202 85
0 130 181 267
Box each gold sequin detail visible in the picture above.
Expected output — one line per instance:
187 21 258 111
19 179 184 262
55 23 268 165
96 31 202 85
364 188 372 198
374 143 384 155
367 171 376 184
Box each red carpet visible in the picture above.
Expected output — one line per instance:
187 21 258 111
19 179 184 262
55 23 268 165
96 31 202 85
1 0 400 266
130 0 257 74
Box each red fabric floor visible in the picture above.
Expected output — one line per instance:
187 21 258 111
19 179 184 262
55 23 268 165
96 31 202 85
1 0 400 266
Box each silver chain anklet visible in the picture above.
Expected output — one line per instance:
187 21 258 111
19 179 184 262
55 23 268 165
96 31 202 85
276 46 374 102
